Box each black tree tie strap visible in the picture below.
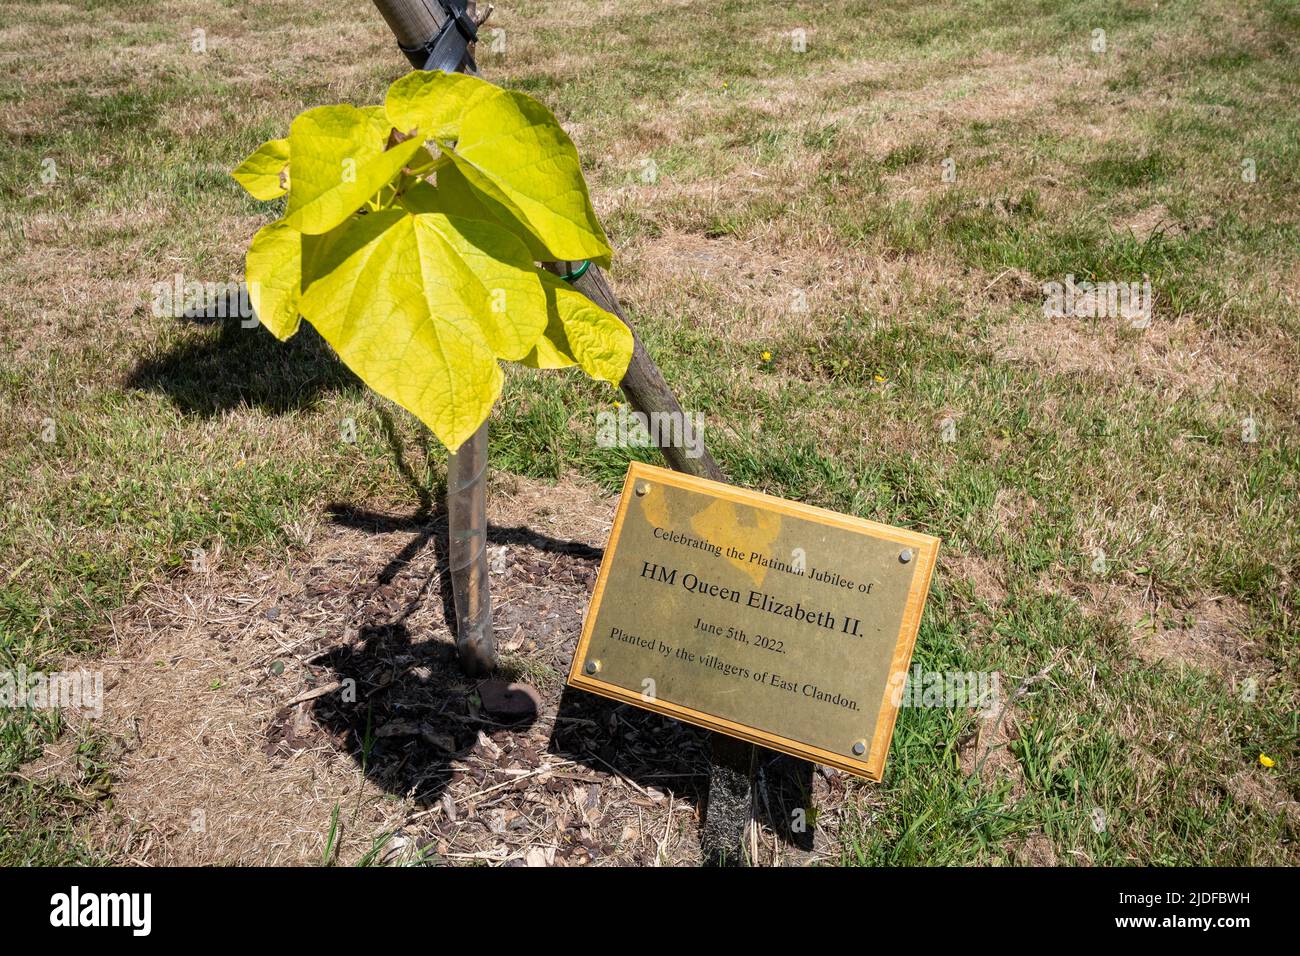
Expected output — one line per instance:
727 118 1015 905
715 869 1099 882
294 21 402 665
398 0 479 74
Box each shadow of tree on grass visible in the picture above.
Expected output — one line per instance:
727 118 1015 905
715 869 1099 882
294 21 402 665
127 309 358 417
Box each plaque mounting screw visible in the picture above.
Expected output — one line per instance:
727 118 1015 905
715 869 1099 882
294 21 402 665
852 741 867 756
899 548 913 564
635 482 650 496
584 660 600 675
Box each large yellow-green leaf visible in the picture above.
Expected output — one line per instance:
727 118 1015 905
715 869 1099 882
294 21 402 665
385 70 494 141
284 105 423 235
244 220 302 340
520 322 578 370
232 137 290 200
519 270 632 384
440 88 612 266
243 221 340 341
299 208 549 451
398 182 548 360
419 215 548 361
427 162 496 222
435 161 553 263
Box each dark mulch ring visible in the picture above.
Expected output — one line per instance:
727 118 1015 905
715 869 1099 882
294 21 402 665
76 476 845 865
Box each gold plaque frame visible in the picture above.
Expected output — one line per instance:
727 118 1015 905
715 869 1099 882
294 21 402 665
566 462 940 781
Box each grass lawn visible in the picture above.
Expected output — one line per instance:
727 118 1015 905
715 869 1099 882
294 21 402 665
0 0 1296 864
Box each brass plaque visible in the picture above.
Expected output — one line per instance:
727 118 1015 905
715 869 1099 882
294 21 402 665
567 462 940 780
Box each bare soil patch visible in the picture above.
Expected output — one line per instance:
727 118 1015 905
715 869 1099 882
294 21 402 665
1012 830 1059 866
959 705 1025 802
1070 582 1262 682
1225 770 1300 838
944 553 1009 607
1129 595 1262 681
75 474 844 865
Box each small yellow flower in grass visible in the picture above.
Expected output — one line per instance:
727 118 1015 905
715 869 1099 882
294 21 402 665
874 374 886 383
1259 753 1276 768
613 401 622 409
761 351 772 362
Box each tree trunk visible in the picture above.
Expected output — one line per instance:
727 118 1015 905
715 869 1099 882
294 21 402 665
374 0 496 675
447 420 494 675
